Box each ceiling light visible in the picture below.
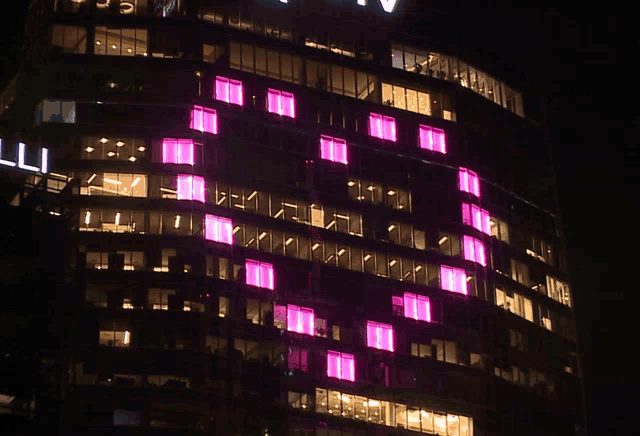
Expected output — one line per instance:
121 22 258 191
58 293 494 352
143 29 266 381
100 138 108 143
415 265 422 272
389 259 397 267
127 48 132 53
338 248 345 256
312 243 320 250
438 236 448 245
259 232 267 240
85 146 94 153
366 185 375 191
96 40 102 45
116 141 124 147
233 226 241 234
137 146 145 152
347 180 355 187
111 44 117 49
143 52 148 56
285 237 294 246
128 156 136 162
247 191 257 201
174 215 181 228
466 276 473 282
387 190 396 195
364 254 371 261
131 177 140 187
388 224 396 232
107 151 116 157
84 211 91 225
115 212 121 226
87 173 97 184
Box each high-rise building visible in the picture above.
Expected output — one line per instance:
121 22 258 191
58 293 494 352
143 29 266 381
0 1 584 435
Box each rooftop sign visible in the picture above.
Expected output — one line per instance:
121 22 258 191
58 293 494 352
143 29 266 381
278 0 400 13
0 139 49 174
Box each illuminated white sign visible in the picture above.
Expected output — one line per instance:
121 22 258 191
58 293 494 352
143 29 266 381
0 138 49 174
278 0 399 13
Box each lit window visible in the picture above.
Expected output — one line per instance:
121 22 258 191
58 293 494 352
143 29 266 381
440 266 467 295
463 235 487 266
320 135 348 164
366 321 394 352
368 113 397 142
459 167 480 197
205 214 233 245
327 351 355 382
215 76 243 106
246 260 275 290
402 292 431 322
190 105 217 134
462 203 491 235
287 304 315 336
176 174 205 202
419 125 446 154
162 138 195 165
267 88 296 118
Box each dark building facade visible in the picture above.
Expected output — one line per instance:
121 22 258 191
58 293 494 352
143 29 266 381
0 1 583 435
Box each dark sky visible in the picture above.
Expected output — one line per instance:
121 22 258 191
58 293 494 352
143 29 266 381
0 2 631 434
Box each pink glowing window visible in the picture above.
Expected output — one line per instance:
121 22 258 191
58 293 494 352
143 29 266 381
459 168 480 197
267 89 295 118
177 174 205 202
215 76 243 106
320 135 348 165
419 125 446 154
369 113 397 142
366 321 394 352
204 214 233 245
327 351 356 382
462 203 491 235
162 138 195 165
245 260 275 290
402 292 431 322
286 305 315 336
440 266 468 295
190 105 217 134
463 235 487 266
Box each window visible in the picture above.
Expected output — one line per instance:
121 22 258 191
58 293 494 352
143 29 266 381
490 217 510 243
462 203 491 235
459 167 480 197
546 276 572 307
327 351 355 382
419 125 446 154
148 288 175 310
162 138 195 165
320 135 348 164
463 235 487 266
204 214 233 245
99 330 131 347
94 27 147 57
80 172 147 197
245 260 275 290
52 25 86 54
288 347 309 372
37 100 76 124
215 76 243 105
368 113 397 142
510 259 531 287
177 175 205 202
287 305 315 336
440 266 467 295
267 89 295 118
190 106 217 134
246 299 273 325
218 296 229 317
366 321 394 352
401 292 431 322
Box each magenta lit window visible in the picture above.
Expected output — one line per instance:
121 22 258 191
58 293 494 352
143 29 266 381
287 305 315 336
320 135 348 164
440 266 468 295
327 351 356 382
162 138 195 165
215 76 243 106
366 321 394 352
204 214 233 245
461 203 491 235
463 235 487 266
419 125 446 154
177 174 205 202
190 105 217 134
369 113 397 142
459 168 480 197
267 89 295 118
245 260 275 290
402 292 431 322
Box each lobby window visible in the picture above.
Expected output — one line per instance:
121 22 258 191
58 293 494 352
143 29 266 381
287 305 315 336
398 292 431 322
462 203 491 235
215 76 243 105
205 214 233 245
419 125 446 154
51 25 86 54
459 168 481 197
36 100 76 124
82 137 146 161
94 27 147 56
267 89 295 118
327 351 355 382
440 266 467 295
463 235 487 266
79 172 147 197
320 135 348 164
288 347 309 372
366 321 394 352
246 260 275 290
177 175 205 202
491 217 510 243
368 113 397 142
190 106 217 134
162 138 195 165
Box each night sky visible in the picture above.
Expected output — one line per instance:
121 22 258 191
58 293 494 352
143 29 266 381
0 2 631 434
